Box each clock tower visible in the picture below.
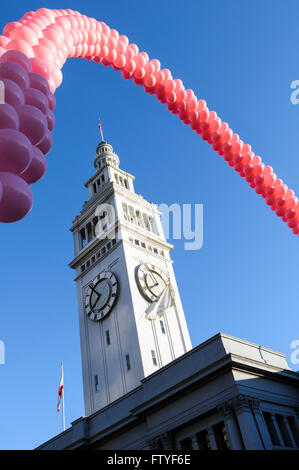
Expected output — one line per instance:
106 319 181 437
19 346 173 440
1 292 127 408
69 137 192 416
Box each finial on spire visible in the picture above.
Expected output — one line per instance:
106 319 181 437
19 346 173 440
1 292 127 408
98 116 104 142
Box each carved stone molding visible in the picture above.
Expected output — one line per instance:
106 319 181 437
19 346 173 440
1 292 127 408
218 394 261 417
147 431 173 450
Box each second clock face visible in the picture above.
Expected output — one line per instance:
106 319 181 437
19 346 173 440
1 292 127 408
85 271 118 321
136 263 168 302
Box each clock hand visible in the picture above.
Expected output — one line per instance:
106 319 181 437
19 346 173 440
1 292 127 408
91 291 102 309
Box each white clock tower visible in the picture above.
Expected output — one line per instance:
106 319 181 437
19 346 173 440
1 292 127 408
69 137 192 416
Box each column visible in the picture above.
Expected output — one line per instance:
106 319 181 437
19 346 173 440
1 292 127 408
160 432 173 450
217 402 244 449
253 406 272 449
206 426 217 450
231 395 264 450
282 416 296 448
270 414 284 446
191 435 199 450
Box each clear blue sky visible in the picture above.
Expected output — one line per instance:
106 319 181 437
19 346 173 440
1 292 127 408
0 0 299 450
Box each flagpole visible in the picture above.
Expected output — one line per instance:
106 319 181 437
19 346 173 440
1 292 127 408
61 362 65 432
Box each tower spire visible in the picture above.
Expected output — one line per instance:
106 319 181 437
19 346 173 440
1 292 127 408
98 116 104 142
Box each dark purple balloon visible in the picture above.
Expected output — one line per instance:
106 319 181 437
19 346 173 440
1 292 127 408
36 129 53 155
46 109 55 131
0 171 33 223
28 72 50 97
48 91 56 111
24 88 49 115
0 78 25 108
21 146 47 184
0 179 3 202
17 105 47 146
0 128 33 174
0 103 19 129
0 50 32 74
0 61 29 90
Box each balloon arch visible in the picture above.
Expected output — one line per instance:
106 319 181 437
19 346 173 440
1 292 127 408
0 7 298 235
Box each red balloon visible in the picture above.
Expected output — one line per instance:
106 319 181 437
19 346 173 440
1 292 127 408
0 171 33 222
0 50 32 73
0 129 32 174
17 105 47 145
36 129 53 155
21 146 47 184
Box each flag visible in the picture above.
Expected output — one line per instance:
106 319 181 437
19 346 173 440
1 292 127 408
145 284 175 321
57 363 64 412
98 117 104 141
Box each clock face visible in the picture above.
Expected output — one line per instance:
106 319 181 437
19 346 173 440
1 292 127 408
136 263 168 302
85 271 118 321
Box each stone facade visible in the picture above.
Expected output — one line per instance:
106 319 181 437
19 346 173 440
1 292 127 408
38 333 299 450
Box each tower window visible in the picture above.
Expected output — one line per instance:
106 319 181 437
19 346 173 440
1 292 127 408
101 175 105 185
94 375 99 392
151 350 157 366
125 354 131 371
134 239 140 246
80 228 86 249
106 330 110 345
153 248 158 254
86 222 93 243
160 320 166 334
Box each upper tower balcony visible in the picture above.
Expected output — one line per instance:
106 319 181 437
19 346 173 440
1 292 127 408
85 140 135 199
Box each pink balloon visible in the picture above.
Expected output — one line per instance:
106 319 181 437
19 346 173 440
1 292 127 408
3 22 22 36
23 87 49 114
38 38 57 56
0 171 33 222
0 50 32 73
25 22 43 39
56 16 72 33
0 47 6 59
7 39 34 58
10 26 39 46
0 103 20 129
0 129 33 174
32 15 49 28
51 66 63 87
43 28 64 49
0 78 25 108
17 105 47 145
21 146 47 184
30 57 50 80
28 72 50 96
32 45 54 70
36 129 53 155
48 76 56 93
0 61 29 90
0 36 10 49
36 8 57 23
